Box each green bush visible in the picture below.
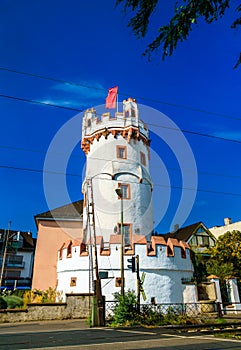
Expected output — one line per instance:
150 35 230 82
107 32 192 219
139 305 164 326
0 296 7 309
12 289 26 298
112 290 139 326
110 291 197 327
3 295 24 309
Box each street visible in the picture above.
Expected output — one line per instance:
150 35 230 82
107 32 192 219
1 320 241 350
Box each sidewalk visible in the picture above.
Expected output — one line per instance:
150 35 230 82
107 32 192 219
0 318 90 333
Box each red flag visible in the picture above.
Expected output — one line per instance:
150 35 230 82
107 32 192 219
105 86 118 109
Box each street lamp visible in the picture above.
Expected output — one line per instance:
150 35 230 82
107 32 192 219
115 188 124 297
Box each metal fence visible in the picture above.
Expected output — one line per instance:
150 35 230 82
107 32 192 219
105 300 241 322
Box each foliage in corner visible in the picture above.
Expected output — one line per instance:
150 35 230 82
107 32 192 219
116 0 241 68
206 230 241 280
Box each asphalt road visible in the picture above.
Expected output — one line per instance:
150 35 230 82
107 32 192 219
1 320 241 350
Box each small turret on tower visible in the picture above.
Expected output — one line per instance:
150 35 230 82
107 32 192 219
123 98 138 119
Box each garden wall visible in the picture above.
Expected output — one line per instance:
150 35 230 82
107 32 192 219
0 293 93 323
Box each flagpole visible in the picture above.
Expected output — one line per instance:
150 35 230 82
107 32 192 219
116 93 118 113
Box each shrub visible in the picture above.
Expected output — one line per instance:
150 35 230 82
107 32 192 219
3 295 24 309
0 288 11 297
112 290 139 326
22 287 60 307
0 296 7 309
109 291 198 327
41 287 57 303
139 305 164 326
12 289 26 298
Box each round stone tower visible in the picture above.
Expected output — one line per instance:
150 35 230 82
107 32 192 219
81 98 154 244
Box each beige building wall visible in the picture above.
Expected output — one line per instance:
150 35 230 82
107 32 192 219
209 218 241 239
32 220 83 290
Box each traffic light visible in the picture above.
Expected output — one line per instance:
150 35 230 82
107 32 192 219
127 256 136 272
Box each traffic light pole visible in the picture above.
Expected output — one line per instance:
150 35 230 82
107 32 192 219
136 255 140 313
120 194 124 297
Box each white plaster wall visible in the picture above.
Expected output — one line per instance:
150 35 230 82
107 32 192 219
57 243 194 304
183 284 198 304
82 133 153 243
226 279 241 308
208 278 222 303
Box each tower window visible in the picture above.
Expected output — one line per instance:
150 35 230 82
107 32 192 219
70 277 77 287
140 152 146 166
118 183 130 199
117 146 127 159
118 223 131 246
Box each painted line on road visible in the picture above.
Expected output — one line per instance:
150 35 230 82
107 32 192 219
117 329 156 335
162 333 241 343
22 333 241 350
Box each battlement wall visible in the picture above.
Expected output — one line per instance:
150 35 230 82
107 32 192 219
57 235 192 272
82 110 148 137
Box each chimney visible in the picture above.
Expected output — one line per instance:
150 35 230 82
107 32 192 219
224 218 232 226
173 224 179 232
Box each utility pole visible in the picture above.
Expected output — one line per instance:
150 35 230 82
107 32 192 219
88 179 104 326
0 221 11 290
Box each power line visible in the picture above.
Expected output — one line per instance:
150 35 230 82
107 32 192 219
0 66 240 122
1 143 241 182
1 163 241 198
0 92 241 144
0 93 82 112
0 164 80 177
0 67 105 93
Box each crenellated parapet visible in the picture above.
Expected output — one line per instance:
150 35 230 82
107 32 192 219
57 234 194 304
58 234 190 260
81 99 149 155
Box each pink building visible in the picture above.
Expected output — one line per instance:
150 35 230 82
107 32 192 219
32 200 83 291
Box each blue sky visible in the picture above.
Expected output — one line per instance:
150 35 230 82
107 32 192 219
0 0 241 236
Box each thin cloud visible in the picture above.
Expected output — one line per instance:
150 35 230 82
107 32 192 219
51 81 106 101
38 80 107 110
39 98 88 110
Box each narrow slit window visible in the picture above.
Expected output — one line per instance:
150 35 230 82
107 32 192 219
140 151 146 166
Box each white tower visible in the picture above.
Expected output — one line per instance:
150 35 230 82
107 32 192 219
81 98 153 245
